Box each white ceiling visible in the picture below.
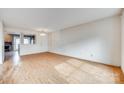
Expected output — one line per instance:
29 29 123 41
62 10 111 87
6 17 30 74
0 8 121 32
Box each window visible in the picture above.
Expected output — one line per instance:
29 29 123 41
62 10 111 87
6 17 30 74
23 35 35 44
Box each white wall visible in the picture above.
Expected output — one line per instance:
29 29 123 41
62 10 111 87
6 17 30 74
121 11 124 72
0 21 4 64
49 16 121 66
20 34 48 55
5 27 48 56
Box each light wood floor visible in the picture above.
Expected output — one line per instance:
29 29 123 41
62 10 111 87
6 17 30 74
0 52 124 84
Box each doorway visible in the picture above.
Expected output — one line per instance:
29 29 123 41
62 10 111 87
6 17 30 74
4 33 21 63
13 34 20 52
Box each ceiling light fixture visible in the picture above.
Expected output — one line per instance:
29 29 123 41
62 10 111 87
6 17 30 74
40 33 46 36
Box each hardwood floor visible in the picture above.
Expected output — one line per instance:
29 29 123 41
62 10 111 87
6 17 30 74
0 52 124 84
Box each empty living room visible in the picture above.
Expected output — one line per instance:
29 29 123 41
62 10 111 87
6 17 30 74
0 8 124 84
